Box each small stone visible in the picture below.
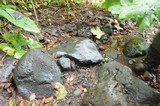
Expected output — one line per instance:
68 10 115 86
71 61 76 70
46 28 60 36
58 57 71 71
77 69 86 73
82 83 88 88
74 89 83 97
102 24 113 36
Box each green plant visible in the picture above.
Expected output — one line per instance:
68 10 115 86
0 33 42 59
0 3 42 59
103 0 160 32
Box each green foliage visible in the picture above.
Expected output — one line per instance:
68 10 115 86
103 0 160 32
0 6 40 33
0 33 42 59
7 0 53 10
0 3 42 59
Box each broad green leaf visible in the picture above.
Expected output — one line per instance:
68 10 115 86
103 0 160 31
137 13 155 32
3 33 28 50
0 8 40 33
53 82 67 100
0 43 15 56
91 26 105 39
1 33 42 59
14 50 27 59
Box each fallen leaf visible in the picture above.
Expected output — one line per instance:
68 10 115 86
77 85 85 91
19 99 25 106
91 26 105 39
4 83 11 89
52 82 67 100
8 97 16 106
66 73 77 85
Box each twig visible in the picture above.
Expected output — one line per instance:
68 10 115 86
31 0 39 22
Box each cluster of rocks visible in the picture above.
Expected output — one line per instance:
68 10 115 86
0 36 159 105
13 37 103 99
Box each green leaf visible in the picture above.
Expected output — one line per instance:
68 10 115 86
0 8 40 33
128 59 136 65
3 33 28 50
137 12 155 32
103 0 160 31
14 50 27 59
0 43 15 56
91 26 105 39
1 33 42 59
27 38 42 48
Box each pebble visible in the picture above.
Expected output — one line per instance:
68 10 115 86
77 69 86 73
73 89 83 97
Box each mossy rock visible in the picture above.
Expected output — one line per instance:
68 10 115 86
123 37 149 57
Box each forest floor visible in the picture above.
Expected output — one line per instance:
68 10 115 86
0 3 159 106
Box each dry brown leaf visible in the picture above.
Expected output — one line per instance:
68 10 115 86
66 73 77 85
19 99 25 106
0 83 5 89
77 85 84 91
4 83 11 89
29 93 36 101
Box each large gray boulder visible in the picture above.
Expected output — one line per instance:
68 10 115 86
13 48 62 99
48 37 103 65
82 59 160 106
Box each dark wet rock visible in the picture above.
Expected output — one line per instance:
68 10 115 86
106 48 118 59
77 22 92 38
82 80 128 106
13 48 62 99
73 89 82 97
127 77 160 104
101 24 113 36
57 57 72 71
0 52 17 82
82 60 160 105
96 60 133 84
123 37 149 57
48 37 103 65
118 20 126 28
